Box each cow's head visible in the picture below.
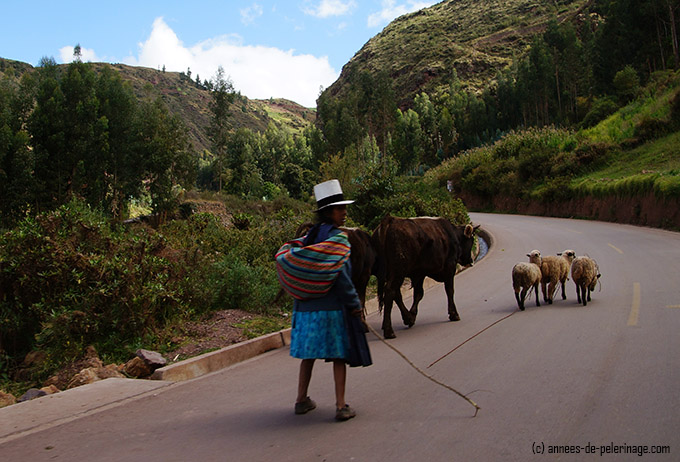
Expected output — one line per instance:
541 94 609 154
458 224 480 267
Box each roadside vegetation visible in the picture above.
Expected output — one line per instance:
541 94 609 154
425 70 680 206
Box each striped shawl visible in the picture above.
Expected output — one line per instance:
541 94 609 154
275 231 351 300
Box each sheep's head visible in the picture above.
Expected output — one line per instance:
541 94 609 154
558 249 576 263
527 249 542 266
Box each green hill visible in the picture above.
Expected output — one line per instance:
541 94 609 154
0 58 315 154
325 0 588 106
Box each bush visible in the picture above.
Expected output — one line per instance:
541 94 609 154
0 196 310 382
0 200 215 372
580 96 619 129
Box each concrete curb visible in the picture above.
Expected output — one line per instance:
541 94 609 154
151 330 292 381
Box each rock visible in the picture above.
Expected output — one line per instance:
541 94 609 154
67 368 101 389
66 365 125 389
13 351 49 382
40 385 60 395
135 349 167 370
0 390 17 408
22 350 47 367
18 388 47 402
43 346 107 390
122 357 153 378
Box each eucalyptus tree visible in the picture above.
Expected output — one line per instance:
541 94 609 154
209 66 236 192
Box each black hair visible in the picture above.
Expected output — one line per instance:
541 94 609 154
314 206 335 224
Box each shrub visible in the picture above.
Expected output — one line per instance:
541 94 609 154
580 96 619 129
0 200 215 372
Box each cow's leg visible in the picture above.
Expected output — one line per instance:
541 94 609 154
444 277 460 321
394 287 415 328
381 286 396 339
408 275 426 321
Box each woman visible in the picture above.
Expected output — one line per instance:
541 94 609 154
287 179 372 421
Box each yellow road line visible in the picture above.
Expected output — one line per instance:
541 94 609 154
608 243 624 254
668 305 680 309
628 282 641 326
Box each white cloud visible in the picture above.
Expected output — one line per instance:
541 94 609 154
240 3 263 25
123 17 337 107
367 0 436 28
59 45 100 63
304 0 356 18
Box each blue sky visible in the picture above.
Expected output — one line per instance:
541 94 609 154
1 1 437 107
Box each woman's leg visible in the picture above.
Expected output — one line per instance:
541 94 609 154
296 359 315 403
333 359 346 409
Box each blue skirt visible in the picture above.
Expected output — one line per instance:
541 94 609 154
290 310 348 360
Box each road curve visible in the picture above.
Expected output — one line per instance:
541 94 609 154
1 213 678 461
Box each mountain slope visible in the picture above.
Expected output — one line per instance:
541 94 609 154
0 58 315 154
325 0 588 106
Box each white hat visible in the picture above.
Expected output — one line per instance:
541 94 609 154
313 179 354 211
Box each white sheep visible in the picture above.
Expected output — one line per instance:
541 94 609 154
571 256 601 306
512 250 542 311
540 249 576 304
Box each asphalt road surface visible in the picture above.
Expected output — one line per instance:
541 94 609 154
2 213 678 461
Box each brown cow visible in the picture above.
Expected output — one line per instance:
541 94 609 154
277 222 377 311
372 216 478 339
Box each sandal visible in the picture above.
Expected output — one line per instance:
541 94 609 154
294 396 316 415
335 404 356 421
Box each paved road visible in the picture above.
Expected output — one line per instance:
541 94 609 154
2 213 678 461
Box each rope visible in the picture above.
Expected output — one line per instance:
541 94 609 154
427 309 518 369
365 322 481 417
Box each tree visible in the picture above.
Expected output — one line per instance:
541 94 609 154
0 73 35 226
73 44 82 62
613 65 640 103
209 66 236 192
223 128 262 197
94 66 139 218
134 98 197 217
391 108 425 173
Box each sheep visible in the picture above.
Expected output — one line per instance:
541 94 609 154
540 249 576 304
571 256 601 306
512 250 542 311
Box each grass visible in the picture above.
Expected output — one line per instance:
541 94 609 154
235 316 291 340
577 132 680 182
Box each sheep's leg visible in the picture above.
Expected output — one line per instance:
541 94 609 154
586 287 592 302
581 284 588 306
534 282 541 307
560 280 567 300
575 283 582 304
543 281 555 305
541 281 549 303
517 288 526 311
